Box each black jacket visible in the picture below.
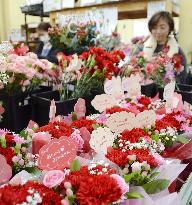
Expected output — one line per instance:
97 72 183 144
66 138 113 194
36 41 59 64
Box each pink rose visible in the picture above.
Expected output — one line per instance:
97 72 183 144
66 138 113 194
43 170 65 188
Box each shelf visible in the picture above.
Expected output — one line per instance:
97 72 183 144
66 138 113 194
49 0 179 24
20 3 49 17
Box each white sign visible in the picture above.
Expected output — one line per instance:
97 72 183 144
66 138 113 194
90 127 115 154
43 0 62 12
58 7 118 35
62 0 75 9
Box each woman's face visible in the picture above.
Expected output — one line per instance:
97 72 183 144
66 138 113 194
151 18 170 44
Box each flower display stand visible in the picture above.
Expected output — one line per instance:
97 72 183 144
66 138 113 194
176 84 192 104
141 83 158 97
31 90 98 126
0 86 52 132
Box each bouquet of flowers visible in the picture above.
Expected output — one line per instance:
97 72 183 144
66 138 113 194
10 42 29 56
119 51 146 81
0 129 36 176
145 49 184 87
48 21 97 55
0 52 60 94
72 47 125 98
96 32 121 51
0 181 62 204
61 161 133 205
57 47 125 99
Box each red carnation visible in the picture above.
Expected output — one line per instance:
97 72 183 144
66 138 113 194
172 53 183 73
0 147 15 166
138 96 151 107
155 113 181 131
121 128 149 143
106 106 132 114
71 117 96 133
65 165 116 190
36 121 73 139
5 133 16 147
0 181 62 205
77 175 122 205
128 149 157 167
106 148 129 167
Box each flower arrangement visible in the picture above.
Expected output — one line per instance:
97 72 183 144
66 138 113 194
48 21 97 55
119 43 183 87
0 129 36 175
106 127 165 186
10 42 29 56
57 47 125 99
96 32 121 51
0 88 190 204
0 52 60 94
72 47 125 98
146 50 184 87
62 161 131 205
0 181 62 205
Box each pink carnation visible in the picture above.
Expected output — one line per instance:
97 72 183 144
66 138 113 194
70 129 84 151
110 174 129 195
152 153 165 166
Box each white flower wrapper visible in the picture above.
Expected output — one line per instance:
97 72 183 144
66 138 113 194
120 159 187 205
155 159 187 186
120 186 184 205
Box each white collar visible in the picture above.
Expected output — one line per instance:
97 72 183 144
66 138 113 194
143 35 179 61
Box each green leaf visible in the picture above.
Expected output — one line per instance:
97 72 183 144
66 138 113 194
151 134 159 142
176 135 189 144
72 112 78 121
19 130 28 140
68 195 76 205
92 124 100 130
124 172 139 183
70 159 80 171
142 179 169 194
150 172 159 179
126 192 144 199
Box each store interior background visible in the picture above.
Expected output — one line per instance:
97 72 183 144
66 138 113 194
0 0 192 63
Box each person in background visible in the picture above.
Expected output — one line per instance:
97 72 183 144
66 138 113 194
135 11 188 84
36 22 58 64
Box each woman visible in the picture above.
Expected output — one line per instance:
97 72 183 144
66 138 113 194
36 22 59 64
136 11 188 84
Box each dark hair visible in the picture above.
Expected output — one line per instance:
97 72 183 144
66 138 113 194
37 22 51 32
148 11 177 39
